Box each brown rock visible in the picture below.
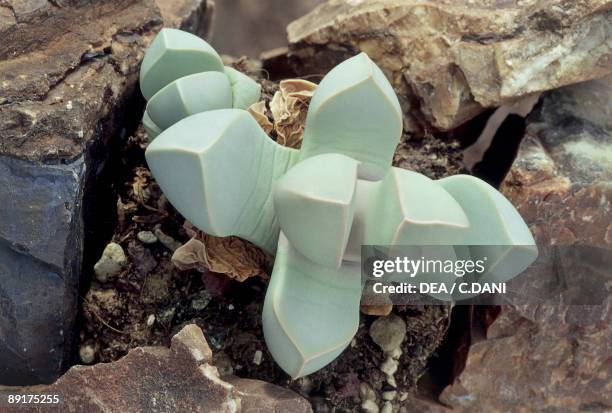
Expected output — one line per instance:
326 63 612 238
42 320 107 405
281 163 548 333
500 76 612 246
0 324 311 413
0 0 214 385
285 0 612 132
228 377 314 413
440 303 611 412
439 77 612 412
158 0 215 39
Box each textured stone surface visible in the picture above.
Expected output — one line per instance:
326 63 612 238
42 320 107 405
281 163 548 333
227 377 313 413
158 0 215 38
0 0 214 384
285 0 612 132
0 325 309 413
437 77 612 412
501 76 612 246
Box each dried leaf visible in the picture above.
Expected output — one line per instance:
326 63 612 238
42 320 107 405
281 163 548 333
172 238 209 273
247 101 274 134
130 167 152 205
269 79 317 148
175 222 272 282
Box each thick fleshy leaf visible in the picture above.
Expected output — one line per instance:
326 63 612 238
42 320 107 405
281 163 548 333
299 53 402 180
344 168 470 261
142 110 162 141
262 234 361 378
274 154 359 269
438 175 538 283
145 109 298 253
224 66 262 110
146 72 232 130
139 28 224 100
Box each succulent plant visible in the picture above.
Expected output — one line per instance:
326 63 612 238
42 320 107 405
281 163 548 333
141 29 537 378
139 28 261 141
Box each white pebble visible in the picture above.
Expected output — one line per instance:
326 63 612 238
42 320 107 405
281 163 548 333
361 400 379 413
94 242 127 282
381 401 393 413
382 390 397 401
137 230 158 244
380 356 398 377
390 347 402 360
79 345 96 364
253 350 263 365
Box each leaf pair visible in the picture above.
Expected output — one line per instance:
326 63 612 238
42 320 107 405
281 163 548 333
140 28 261 140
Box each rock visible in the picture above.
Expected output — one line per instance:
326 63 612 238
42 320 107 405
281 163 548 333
440 303 611 412
0 0 214 384
78 344 96 365
285 0 612 132
382 391 397 401
158 0 215 39
362 400 380 413
380 357 399 378
137 230 158 244
369 314 407 353
94 242 128 282
252 350 263 366
398 394 453 413
381 402 393 413
500 75 612 246
439 77 612 412
227 377 314 413
0 325 310 413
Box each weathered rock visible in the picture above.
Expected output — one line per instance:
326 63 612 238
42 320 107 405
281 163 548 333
285 0 612 132
438 77 612 412
0 325 310 413
227 377 314 413
440 303 611 412
0 0 214 384
501 75 612 246
158 0 215 38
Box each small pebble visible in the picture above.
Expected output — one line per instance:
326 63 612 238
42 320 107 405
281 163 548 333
228 304 234 310
361 400 379 413
359 382 377 404
382 390 397 401
94 242 127 282
253 350 263 365
146 314 156 326
137 230 158 244
389 347 402 360
79 344 96 364
380 357 398 377
381 401 393 413
399 392 409 402
369 314 406 353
